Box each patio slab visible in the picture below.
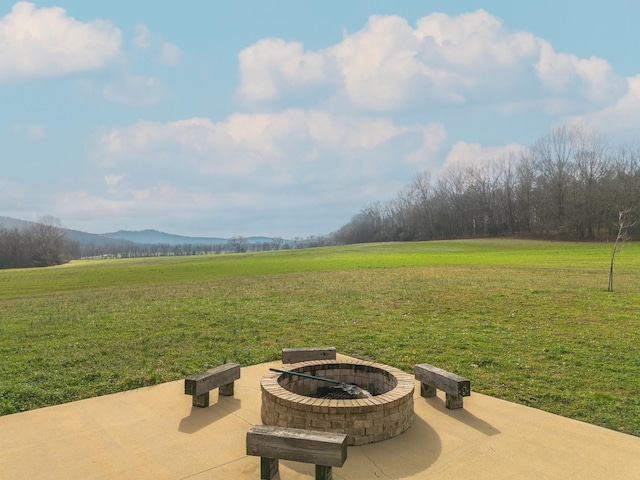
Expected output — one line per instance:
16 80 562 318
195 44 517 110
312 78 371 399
1 355 638 479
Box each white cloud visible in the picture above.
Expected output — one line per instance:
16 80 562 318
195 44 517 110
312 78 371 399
0 177 50 222
12 123 46 140
573 74 640 140
160 42 182 65
132 23 182 65
54 185 258 233
104 174 125 187
133 24 151 49
26 124 45 140
535 43 625 108
237 9 625 114
440 141 527 173
88 111 448 235
329 15 434 110
238 38 327 102
97 110 448 178
104 174 126 194
0 1 121 81
404 124 448 165
102 73 164 106
0 177 28 202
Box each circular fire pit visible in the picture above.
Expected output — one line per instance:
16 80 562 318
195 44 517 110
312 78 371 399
261 360 414 445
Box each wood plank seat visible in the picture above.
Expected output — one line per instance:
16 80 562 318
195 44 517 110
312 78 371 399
415 363 471 409
282 346 336 364
246 425 347 480
184 362 240 408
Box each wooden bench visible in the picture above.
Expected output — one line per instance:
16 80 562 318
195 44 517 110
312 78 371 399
415 363 470 409
184 363 240 407
246 425 347 480
282 346 336 364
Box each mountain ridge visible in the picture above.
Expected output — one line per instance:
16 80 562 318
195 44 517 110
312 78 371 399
0 217 282 246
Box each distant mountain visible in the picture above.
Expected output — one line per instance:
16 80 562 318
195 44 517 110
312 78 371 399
104 229 227 246
1 216 284 247
65 229 137 247
103 229 278 245
0 216 36 230
0 217 133 247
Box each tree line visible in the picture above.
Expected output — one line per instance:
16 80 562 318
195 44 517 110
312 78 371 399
76 235 338 260
78 236 289 259
0 216 80 269
0 218 332 269
331 124 640 244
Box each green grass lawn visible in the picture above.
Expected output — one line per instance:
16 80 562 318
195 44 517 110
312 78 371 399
1 239 639 436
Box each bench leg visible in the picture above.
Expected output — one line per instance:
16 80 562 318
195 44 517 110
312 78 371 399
260 457 278 479
219 381 235 396
316 465 333 480
420 382 436 397
192 392 209 408
446 393 464 409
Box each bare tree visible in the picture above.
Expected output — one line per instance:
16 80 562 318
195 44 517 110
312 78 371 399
271 237 284 250
608 209 636 292
514 150 540 235
406 171 435 239
573 125 610 239
28 215 76 266
436 163 473 237
227 236 248 253
0 215 77 268
532 124 577 234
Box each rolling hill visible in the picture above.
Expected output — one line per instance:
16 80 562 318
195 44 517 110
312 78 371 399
0 217 279 246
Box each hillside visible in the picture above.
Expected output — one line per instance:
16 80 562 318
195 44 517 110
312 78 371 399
103 229 227 246
0 217 279 247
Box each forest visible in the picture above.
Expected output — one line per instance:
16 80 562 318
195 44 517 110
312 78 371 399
332 124 640 244
0 216 79 269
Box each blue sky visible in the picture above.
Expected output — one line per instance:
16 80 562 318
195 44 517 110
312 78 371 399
2 1 640 238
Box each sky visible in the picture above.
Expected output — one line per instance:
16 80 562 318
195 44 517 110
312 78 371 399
2 1 640 238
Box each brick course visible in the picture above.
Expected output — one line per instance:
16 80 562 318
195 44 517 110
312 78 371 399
261 360 414 446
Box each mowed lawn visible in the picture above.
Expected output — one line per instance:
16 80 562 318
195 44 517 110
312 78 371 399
1 239 638 436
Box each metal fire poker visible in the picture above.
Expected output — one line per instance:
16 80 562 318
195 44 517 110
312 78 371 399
269 367 372 398
269 368 341 384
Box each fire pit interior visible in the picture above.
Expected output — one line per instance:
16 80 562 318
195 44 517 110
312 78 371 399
261 360 415 445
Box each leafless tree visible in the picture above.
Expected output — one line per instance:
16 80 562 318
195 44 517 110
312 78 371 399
608 209 637 292
227 236 248 253
572 125 610 239
0 216 77 268
531 124 577 233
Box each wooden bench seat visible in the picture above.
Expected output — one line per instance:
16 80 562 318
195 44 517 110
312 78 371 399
282 346 336 364
246 425 347 480
184 362 240 407
415 363 471 409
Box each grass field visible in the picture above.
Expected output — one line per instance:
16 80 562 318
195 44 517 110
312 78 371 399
1 239 638 436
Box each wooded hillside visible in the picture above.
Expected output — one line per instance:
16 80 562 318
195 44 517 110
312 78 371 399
333 125 640 244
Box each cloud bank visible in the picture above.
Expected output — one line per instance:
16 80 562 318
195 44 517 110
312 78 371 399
70 111 447 235
237 10 626 114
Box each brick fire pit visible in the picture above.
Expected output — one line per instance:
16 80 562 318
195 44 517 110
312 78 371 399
261 360 415 445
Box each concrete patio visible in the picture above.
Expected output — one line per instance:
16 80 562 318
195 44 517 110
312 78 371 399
1 354 639 479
